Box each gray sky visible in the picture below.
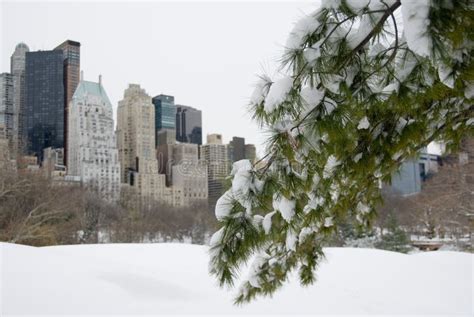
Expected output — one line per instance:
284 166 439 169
1 0 317 155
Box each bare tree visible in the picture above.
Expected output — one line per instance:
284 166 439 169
389 138 474 245
0 167 83 245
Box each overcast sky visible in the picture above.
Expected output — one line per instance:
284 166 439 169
1 0 319 155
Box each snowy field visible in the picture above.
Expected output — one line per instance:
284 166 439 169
1 243 472 317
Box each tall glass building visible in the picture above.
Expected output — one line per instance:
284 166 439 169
152 94 176 146
25 50 64 160
176 105 202 146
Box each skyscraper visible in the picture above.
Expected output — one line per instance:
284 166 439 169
152 94 176 146
24 50 64 159
55 40 80 163
207 133 223 145
67 75 120 201
11 42 29 155
116 84 166 201
229 136 245 162
176 105 202 145
0 73 14 158
201 134 231 207
245 144 257 163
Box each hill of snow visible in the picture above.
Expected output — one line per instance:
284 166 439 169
1 243 472 316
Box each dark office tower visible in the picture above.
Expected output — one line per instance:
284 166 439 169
230 136 245 162
55 40 80 163
0 73 14 158
11 42 29 155
176 105 202 146
25 50 64 160
152 94 176 146
245 144 257 163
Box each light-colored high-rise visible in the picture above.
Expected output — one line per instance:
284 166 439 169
67 75 120 201
0 124 10 167
201 134 231 206
11 43 29 156
170 143 208 204
116 84 166 201
206 133 223 145
156 141 208 206
0 73 14 159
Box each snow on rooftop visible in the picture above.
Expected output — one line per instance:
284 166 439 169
1 243 472 316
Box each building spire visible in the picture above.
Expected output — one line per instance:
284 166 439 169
80 70 84 81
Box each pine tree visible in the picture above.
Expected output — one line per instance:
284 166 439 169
209 0 473 303
375 212 411 253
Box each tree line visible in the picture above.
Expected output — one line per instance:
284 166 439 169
0 164 217 246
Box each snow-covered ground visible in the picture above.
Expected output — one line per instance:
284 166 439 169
1 243 472 316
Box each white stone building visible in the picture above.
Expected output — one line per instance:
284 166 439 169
67 75 120 201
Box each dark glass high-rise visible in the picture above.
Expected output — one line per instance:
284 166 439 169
24 50 64 160
176 105 202 146
152 94 176 146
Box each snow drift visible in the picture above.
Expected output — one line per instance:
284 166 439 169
1 243 472 316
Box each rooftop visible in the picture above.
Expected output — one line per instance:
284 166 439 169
72 78 112 106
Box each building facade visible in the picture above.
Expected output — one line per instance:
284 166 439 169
245 144 257 163
152 94 176 146
156 141 208 205
163 186 185 207
387 148 441 196
228 136 257 164
157 142 173 185
0 73 14 159
157 129 176 147
176 105 202 146
42 147 65 179
10 43 29 156
55 40 81 164
172 160 208 204
116 84 166 202
201 134 231 207
162 142 200 187
24 50 65 160
207 133 223 145
0 124 10 167
229 136 245 162
67 76 120 201
389 159 422 196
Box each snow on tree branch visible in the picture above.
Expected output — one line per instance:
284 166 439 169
210 0 473 303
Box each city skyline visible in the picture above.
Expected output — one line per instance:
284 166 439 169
1 1 316 154
0 32 262 206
